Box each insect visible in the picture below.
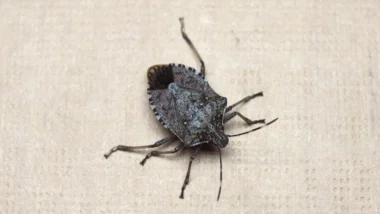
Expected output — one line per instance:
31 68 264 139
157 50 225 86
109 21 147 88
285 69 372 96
104 17 278 201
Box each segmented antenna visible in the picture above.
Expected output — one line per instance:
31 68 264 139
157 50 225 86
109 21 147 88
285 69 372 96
217 146 223 201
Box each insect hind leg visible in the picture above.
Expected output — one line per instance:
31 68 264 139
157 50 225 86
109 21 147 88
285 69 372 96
225 92 263 113
179 17 205 77
104 136 176 159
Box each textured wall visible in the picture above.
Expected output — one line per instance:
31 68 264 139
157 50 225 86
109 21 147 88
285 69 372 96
1 0 379 213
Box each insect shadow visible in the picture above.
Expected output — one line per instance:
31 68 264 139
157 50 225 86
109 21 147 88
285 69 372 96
104 17 278 201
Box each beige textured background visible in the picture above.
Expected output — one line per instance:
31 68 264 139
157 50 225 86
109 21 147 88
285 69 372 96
1 0 379 213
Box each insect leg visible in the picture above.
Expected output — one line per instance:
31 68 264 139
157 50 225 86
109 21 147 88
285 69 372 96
179 146 201 199
140 143 183 166
226 118 278 137
225 92 263 113
179 17 205 77
223 111 265 125
104 136 177 159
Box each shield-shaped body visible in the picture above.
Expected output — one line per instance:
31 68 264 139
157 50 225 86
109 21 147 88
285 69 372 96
104 17 278 201
147 63 228 147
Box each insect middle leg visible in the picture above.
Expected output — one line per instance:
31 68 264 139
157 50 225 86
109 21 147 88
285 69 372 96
223 111 265 125
104 136 177 159
179 17 205 77
140 143 184 166
225 92 263 113
180 146 201 199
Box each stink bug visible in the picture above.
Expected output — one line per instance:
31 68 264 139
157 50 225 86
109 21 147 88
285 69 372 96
104 17 278 201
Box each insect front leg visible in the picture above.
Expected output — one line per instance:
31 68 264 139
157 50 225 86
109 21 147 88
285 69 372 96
179 17 205 77
104 136 177 159
223 111 265 125
225 92 263 113
180 146 201 199
140 143 183 166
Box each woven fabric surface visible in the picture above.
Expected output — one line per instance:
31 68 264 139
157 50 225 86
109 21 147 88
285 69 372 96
1 0 379 213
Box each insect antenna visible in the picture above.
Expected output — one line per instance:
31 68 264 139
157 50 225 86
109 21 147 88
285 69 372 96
226 118 278 137
217 146 222 201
